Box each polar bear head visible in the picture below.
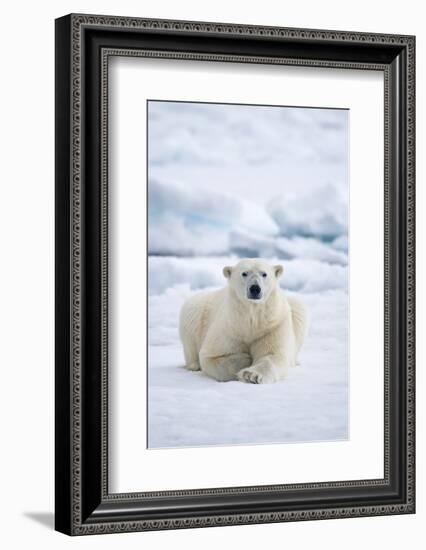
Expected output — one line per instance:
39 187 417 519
223 259 283 303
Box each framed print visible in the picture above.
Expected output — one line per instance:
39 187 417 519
55 14 415 535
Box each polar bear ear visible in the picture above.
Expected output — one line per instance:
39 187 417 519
223 266 233 279
274 265 284 278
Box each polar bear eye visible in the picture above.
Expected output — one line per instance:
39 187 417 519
261 272 267 278
241 272 248 278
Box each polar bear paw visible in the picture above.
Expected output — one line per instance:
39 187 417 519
185 361 201 371
237 364 277 384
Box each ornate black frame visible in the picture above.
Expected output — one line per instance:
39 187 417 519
55 13 415 535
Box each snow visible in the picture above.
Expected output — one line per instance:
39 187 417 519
148 256 347 296
148 178 279 256
148 101 348 169
230 231 348 265
148 286 348 448
268 183 348 240
147 100 349 449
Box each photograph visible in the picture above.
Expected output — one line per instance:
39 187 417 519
147 99 349 449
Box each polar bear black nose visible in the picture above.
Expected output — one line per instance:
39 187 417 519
249 284 261 297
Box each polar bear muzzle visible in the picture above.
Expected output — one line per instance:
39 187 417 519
248 283 262 300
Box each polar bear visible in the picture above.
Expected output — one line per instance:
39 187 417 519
179 258 308 384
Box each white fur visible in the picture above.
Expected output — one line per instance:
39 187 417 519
179 259 309 384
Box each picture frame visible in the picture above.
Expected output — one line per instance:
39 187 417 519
55 13 415 535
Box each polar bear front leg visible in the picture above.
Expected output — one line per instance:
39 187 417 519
238 323 295 384
200 352 252 382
